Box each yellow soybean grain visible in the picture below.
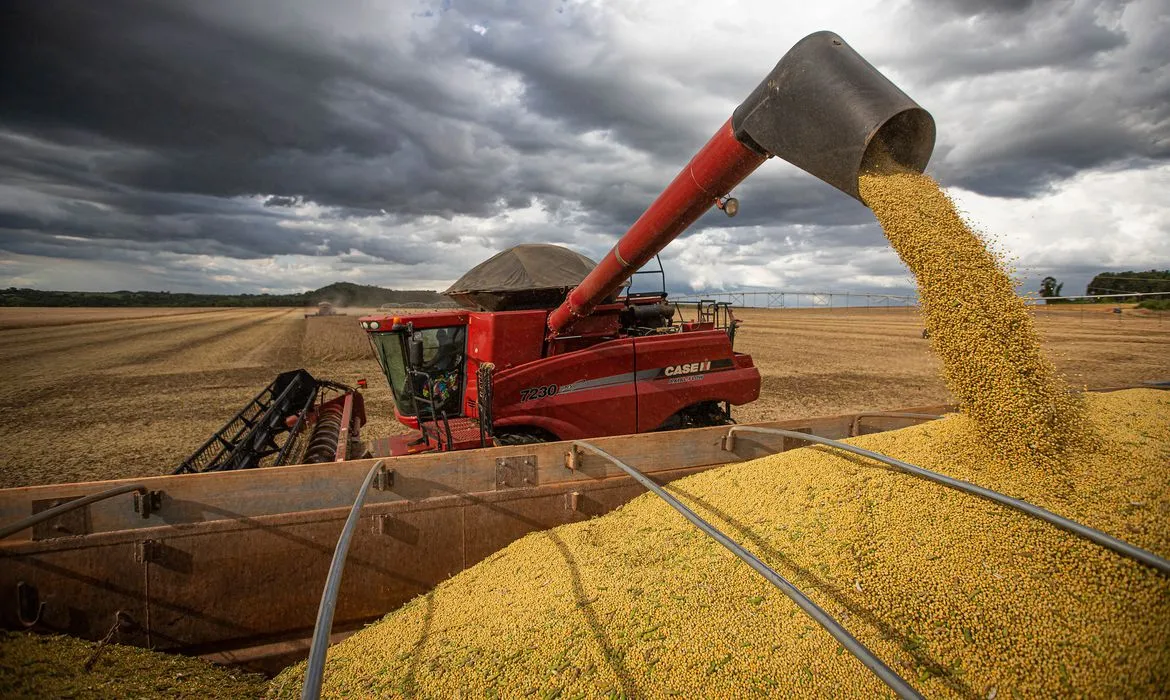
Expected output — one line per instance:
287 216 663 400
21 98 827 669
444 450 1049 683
0 630 267 699
858 171 1090 464
269 389 1170 699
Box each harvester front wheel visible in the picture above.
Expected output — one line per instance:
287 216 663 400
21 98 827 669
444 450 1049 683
494 428 558 446
655 401 735 432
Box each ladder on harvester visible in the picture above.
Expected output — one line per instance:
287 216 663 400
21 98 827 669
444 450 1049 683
409 370 455 451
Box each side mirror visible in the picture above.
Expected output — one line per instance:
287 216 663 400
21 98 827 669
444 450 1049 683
408 337 424 368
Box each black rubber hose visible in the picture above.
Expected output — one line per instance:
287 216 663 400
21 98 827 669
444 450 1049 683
572 440 924 700
302 460 384 700
0 484 149 540
727 426 1170 576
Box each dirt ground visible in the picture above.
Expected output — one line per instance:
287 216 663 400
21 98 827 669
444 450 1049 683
728 304 1170 424
0 307 226 331
0 304 1166 487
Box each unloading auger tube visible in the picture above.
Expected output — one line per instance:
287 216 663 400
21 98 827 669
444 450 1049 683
547 31 935 336
722 426 1170 576
568 441 925 700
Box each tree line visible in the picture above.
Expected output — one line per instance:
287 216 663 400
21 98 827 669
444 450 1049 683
1040 270 1170 309
0 282 448 308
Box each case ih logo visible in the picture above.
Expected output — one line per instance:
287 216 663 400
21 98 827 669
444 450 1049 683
663 360 712 377
654 358 734 380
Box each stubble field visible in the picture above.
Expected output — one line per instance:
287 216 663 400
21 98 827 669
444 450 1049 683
0 305 1166 488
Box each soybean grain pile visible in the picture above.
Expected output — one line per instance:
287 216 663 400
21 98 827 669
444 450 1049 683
859 171 1087 462
0 630 266 699
270 389 1170 699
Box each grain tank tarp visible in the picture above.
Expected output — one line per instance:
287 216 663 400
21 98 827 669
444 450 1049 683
443 244 598 311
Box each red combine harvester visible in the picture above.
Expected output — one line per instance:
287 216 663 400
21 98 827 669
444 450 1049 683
359 251 757 455
174 30 934 470
356 31 933 456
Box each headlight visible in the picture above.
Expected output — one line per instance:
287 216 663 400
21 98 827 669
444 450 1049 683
369 321 379 330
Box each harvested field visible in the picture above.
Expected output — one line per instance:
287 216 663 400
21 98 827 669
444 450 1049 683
0 307 226 331
0 305 1167 487
725 305 1169 425
302 314 375 363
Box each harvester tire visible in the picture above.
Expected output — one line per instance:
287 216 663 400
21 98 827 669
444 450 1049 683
494 428 558 446
655 401 735 432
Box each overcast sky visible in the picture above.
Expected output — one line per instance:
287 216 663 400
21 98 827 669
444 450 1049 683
1 0 1167 298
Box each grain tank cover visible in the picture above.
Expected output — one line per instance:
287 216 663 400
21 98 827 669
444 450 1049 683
444 244 598 311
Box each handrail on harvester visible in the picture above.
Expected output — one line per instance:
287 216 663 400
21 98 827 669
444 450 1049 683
302 460 386 700
0 484 155 541
568 440 925 700
723 426 1170 576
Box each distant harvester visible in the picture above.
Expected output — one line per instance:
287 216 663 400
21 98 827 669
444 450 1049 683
304 301 344 319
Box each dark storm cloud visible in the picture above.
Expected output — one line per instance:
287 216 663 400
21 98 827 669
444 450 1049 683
893 0 1132 80
889 0 1170 197
462 10 712 160
0 149 431 264
0 0 1165 294
0 0 787 247
0 204 319 260
934 0 1035 14
1 0 536 215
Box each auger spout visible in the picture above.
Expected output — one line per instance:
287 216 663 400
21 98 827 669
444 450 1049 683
546 31 935 337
